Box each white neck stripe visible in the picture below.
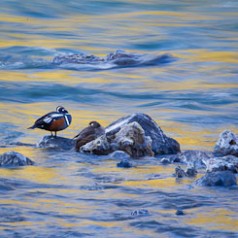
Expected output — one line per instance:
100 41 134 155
65 115 70 126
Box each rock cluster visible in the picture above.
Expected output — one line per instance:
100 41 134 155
3 114 237 188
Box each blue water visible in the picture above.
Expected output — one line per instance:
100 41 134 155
0 0 238 237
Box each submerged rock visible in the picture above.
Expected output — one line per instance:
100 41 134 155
214 130 238 157
53 50 173 69
37 135 75 151
117 160 134 168
0 151 34 167
80 113 180 158
109 150 130 160
131 209 149 217
195 171 237 187
176 209 185 216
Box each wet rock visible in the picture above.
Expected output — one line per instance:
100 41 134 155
186 167 198 177
37 135 75 151
0 151 34 167
214 130 238 157
176 209 185 216
117 160 133 168
131 209 149 217
160 150 212 169
109 150 130 160
195 171 237 187
81 122 154 158
175 166 197 178
175 166 187 178
81 113 180 158
160 154 181 164
80 134 111 155
204 155 238 173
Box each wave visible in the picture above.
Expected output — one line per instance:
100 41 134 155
0 47 175 71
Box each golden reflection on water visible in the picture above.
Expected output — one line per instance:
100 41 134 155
1 5 238 236
186 208 238 232
187 50 238 64
0 165 59 183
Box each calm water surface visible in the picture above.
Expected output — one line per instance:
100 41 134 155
0 0 238 237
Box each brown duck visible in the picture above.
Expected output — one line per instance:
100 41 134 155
74 121 105 152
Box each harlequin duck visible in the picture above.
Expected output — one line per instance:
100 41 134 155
74 121 105 152
28 106 72 137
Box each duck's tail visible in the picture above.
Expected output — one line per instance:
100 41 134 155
28 125 36 129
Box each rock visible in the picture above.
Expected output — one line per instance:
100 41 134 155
160 154 181 164
109 150 130 160
214 130 238 157
80 134 111 155
117 160 133 168
203 155 238 173
81 122 154 158
175 166 197 178
159 150 212 169
131 209 149 217
195 171 237 187
81 113 180 158
176 209 185 216
37 135 75 151
0 151 34 167
175 166 187 178
186 167 198 177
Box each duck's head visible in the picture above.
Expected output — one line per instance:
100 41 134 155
56 106 68 114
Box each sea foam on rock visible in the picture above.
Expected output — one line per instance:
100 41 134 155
80 113 180 158
0 151 34 167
